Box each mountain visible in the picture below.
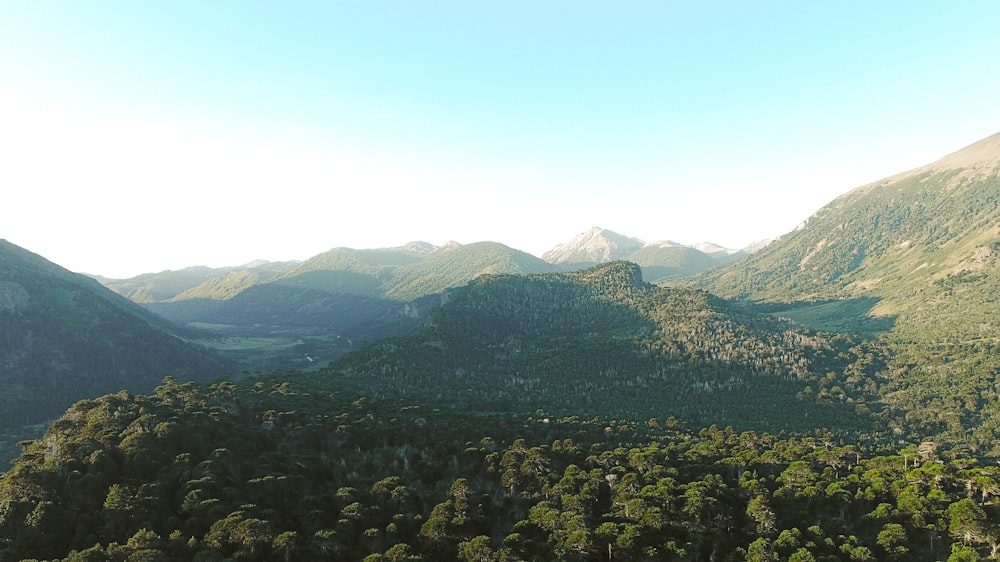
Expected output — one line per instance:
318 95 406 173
383 241 561 300
690 241 749 266
626 240 718 281
690 241 738 256
283 244 430 282
331 261 878 432
102 266 231 303
689 132 1000 448
102 261 299 303
542 228 743 281
0 239 235 430
171 261 299 301
542 226 645 265
692 132 1000 337
260 244 434 301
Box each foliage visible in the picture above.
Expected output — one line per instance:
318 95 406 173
1 376 999 561
684 159 1000 455
330 261 882 433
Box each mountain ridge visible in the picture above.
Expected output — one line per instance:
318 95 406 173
685 131 1000 449
329 260 877 432
0 239 237 430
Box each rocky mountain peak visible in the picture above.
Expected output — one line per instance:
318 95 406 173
542 227 645 264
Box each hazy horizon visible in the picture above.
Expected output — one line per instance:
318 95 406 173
3 2 998 278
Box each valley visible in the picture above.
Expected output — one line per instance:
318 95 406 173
2 134 1000 560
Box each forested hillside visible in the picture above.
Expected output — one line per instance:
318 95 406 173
687 133 1000 454
330 262 882 433
622 242 719 281
0 240 235 431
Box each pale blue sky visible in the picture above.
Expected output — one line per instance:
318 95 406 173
2 2 998 277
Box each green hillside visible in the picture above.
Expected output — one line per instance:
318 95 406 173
171 261 298 301
688 132 1000 450
103 266 228 303
331 261 880 433
285 246 428 279
0 240 236 431
383 241 561 301
692 133 1000 333
625 243 718 282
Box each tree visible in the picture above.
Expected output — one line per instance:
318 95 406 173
945 498 988 546
746 495 776 537
745 538 777 562
457 535 495 562
946 542 979 562
272 531 298 562
876 523 908 555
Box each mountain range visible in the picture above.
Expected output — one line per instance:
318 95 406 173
100 230 747 304
95 234 750 371
3 132 1000 560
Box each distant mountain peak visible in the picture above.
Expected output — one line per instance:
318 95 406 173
689 242 739 255
543 227 645 264
391 241 436 254
434 241 463 253
645 240 684 249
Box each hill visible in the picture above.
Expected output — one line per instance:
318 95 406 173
626 241 719 281
692 133 1000 325
688 132 1000 449
102 266 233 303
0 240 236 430
170 261 299 301
329 261 881 433
383 241 561 300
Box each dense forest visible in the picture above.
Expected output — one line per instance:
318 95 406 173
1 375 998 561
329 262 885 434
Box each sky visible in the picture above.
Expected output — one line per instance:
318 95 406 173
2 2 999 278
